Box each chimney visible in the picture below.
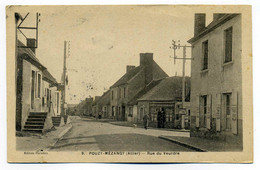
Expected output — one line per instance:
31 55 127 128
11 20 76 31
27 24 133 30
140 53 154 84
27 38 36 53
140 53 153 66
194 13 206 36
126 65 136 73
213 13 226 21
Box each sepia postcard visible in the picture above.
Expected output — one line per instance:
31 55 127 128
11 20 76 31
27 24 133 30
6 5 253 163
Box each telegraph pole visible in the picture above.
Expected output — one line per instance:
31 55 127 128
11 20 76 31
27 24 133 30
170 40 192 129
62 40 71 119
63 41 67 116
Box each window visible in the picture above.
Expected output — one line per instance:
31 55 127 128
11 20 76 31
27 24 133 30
31 71 36 109
202 40 208 70
224 27 233 63
176 114 179 120
57 92 59 113
37 73 41 98
118 88 121 98
128 107 133 117
111 90 113 100
112 106 115 116
123 87 126 98
201 95 207 127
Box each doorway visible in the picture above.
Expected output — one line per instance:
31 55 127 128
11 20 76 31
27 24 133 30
157 108 166 128
31 70 35 109
122 105 126 121
224 93 232 131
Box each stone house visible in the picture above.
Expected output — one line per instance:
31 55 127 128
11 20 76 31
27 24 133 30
188 13 242 144
92 96 101 118
109 53 168 121
97 90 111 119
16 40 62 132
136 76 190 129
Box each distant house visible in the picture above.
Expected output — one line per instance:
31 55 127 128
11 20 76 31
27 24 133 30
188 14 242 143
110 53 168 121
16 40 61 132
92 96 101 118
84 98 93 116
67 103 78 115
136 76 191 129
97 90 111 119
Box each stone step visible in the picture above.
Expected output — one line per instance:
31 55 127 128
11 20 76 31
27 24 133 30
29 112 47 116
27 118 45 122
23 129 43 133
25 121 44 125
28 115 46 119
24 125 44 129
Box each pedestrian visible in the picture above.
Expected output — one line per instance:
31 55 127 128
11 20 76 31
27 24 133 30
143 113 150 130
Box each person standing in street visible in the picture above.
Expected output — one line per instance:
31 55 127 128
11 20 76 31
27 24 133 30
143 113 150 130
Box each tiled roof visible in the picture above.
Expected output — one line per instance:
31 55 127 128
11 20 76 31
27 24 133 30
97 90 111 105
18 40 58 86
188 14 239 44
18 40 46 70
128 79 163 105
138 76 190 101
111 66 143 88
111 59 168 88
92 96 101 105
42 69 58 85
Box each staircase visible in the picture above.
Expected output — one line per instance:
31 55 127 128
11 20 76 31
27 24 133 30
52 116 61 127
23 112 47 133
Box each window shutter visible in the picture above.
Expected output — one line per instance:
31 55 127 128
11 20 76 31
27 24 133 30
196 95 200 127
206 94 212 129
216 94 221 131
199 96 204 127
231 91 238 134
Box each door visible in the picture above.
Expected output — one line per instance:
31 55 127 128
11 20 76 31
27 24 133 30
31 70 35 109
57 92 59 115
122 105 126 121
140 107 144 123
225 93 232 131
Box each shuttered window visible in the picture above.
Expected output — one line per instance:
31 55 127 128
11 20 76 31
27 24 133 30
202 40 208 70
224 27 233 63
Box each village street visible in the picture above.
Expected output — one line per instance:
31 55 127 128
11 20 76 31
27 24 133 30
50 116 193 151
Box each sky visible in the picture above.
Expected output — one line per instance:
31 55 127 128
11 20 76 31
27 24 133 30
16 6 214 104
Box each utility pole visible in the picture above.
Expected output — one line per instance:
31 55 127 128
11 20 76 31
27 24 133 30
170 40 192 129
62 40 71 119
62 41 67 116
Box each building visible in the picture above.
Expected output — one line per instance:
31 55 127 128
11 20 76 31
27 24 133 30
84 98 94 116
16 40 62 132
110 53 168 121
14 13 63 132
97 90 111 119
92 96 101 118
67 104 78 116
136 76 190 129
127 79 162 123
188 14 242 144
